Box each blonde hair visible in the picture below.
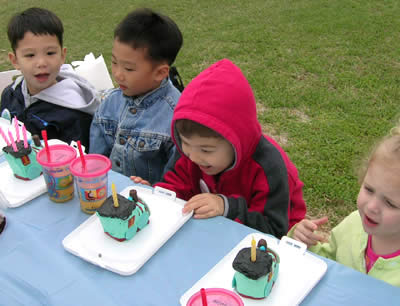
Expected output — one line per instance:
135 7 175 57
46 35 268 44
358 124 400 183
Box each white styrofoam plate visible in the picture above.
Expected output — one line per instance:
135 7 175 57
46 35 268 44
0 139 82 208
0 162 46 208
62 186 193 276
180 233 327 306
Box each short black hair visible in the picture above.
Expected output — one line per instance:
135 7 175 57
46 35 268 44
7 7 64 52
176 119 223 139
114 8 183 66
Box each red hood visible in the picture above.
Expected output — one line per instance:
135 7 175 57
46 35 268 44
172 59 262 170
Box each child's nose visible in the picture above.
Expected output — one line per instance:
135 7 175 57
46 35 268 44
366 197 380 213
188 151 202 164
36 56 47 68
113 67 124 81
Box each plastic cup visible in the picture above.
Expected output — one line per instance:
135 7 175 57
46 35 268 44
36 144 77 203
187 288 244 306
70 154 111 214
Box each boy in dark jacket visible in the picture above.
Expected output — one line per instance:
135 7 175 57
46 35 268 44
131 59 306 238
1 7 99 149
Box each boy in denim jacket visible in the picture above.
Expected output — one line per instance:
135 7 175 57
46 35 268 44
1 8 100 150
90 8 183 184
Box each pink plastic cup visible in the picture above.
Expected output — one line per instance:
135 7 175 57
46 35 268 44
187 288 244 306
70 154 111 214
36 144 77 203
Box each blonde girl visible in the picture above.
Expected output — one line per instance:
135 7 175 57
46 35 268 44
290 125 400 287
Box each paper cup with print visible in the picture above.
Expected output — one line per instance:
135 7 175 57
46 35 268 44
36 144 77 203
70 154 111 214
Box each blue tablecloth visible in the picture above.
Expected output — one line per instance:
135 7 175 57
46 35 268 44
1 170 399 306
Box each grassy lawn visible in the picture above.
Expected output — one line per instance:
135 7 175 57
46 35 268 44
1 0 400 230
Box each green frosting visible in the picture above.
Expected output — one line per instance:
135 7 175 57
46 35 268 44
232 248 279 298
96 193 150 241
4 143 42 180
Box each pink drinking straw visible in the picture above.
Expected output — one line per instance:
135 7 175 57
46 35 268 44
77 140 86 169
22 124 28 148
200 288 208 306
0 127 11 146
8 130 17 152
41 130 51 161
13 117 20 142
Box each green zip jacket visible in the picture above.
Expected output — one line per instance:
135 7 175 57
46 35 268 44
290 210 400 287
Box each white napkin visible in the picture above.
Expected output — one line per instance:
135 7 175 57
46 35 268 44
71 53 114 91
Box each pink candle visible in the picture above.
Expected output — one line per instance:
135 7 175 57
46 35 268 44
0 127 11 146
22 124 28 148
8 129 17 152
13 117 20 142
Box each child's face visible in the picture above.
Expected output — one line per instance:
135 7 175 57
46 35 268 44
179 134 235 176
8 32 66 96
111 39 168 97
357 160 400 242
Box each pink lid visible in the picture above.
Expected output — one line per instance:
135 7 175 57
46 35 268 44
187 288 244 306
36 144 77 167
70 154 111 178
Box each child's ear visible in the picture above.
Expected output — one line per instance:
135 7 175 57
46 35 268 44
154 63 170 82
61 47 67 63
8 52 20 70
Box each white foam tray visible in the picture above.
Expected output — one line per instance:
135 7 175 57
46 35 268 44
63 186 193 276
0 139 83 208
0 162 47 208
180 233 327 306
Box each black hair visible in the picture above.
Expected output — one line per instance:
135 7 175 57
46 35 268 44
7 7 64 52
114 8 183 66
175 119 223 139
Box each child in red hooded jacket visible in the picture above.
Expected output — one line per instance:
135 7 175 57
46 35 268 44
131 59 306 238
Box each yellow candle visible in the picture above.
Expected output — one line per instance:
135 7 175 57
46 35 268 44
251 236 256 262
112 183 119 208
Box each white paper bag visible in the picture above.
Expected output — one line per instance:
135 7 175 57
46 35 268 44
71 53 114 91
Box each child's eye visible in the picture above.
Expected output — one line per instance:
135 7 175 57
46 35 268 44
24 54 34 58
201 149 212 153
385 199 398 209
111 60 117 65
364 186 374 194
47 51 56 55
125 68 134 72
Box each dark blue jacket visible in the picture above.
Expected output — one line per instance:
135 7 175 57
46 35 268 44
1 80 95 150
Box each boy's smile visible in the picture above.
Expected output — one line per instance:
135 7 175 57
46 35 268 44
179 134 235 176
8 32 66 96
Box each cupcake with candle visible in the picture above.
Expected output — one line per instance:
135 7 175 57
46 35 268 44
232 238 280 299
0 120 42 181
96 185 150 242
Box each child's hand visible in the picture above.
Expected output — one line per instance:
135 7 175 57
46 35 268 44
130 176 151 186
292 217 329 247
182 193 224 219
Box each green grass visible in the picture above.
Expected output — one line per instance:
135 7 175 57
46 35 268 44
1 0 400 229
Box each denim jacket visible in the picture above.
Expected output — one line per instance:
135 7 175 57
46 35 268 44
89 78 180 184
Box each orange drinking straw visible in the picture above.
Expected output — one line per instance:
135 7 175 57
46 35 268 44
41 130 51 161
77 140 86 170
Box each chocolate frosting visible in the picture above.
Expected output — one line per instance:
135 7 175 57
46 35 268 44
97 194 136 220
232 247 273 279
32 135 42 147
2 140 32 158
